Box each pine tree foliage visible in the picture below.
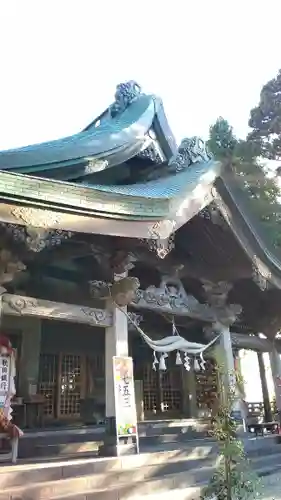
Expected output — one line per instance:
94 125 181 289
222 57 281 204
201 352 261 500
248 69 281 160
207 118 281 247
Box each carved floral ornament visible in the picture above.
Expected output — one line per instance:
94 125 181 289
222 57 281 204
89 277 242 325
1 218 73 253
133 278 199 310
251 256 271 291
140 221 176 259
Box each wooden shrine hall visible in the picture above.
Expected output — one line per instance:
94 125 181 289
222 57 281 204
0 81 280 453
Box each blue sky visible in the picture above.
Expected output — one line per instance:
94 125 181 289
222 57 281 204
0 1 280 150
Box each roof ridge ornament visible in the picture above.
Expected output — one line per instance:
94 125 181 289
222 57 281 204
168 136 213 173
110 81 142 118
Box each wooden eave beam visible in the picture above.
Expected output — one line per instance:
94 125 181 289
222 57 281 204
1 292 279 353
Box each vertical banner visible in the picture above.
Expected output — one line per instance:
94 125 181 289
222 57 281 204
0 354 11 409
113 356 138 444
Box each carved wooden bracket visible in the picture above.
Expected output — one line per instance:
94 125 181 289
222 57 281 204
202 280 232 307
0 249 26 284
202 280 242 326
110 250 136 275
89 277 241 323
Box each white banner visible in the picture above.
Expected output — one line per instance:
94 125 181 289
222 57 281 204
0 355 11 408
113 356 138 438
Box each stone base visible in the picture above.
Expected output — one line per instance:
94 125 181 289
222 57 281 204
98 442 138 456
99 416 139 456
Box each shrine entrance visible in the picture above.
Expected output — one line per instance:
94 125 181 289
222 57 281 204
39 353 86 420
142 362 183 416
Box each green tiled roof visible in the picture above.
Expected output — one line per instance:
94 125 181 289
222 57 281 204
0 94 155 171
0 160 220 219
0 81 220 221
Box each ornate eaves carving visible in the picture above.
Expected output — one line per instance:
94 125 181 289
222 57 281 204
89 277 242 324
167 136 213 174
140 221 176 259
110 81 142 118
90 277 140 307
1 221 73 253
202 280 242 326
11 207 63 228
252 256 271 291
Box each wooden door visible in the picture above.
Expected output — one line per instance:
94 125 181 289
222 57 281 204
39 354 58 418
39 353 86 419
162 367 182 412
58 354 85 419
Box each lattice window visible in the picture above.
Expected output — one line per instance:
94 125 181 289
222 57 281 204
143 363 158 411
87 354 104 377
86 354 105 398
39 354 58 417
195 359 217 413
59 354 83 418
162 368 182 411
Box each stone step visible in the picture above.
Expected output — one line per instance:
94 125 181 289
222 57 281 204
18 423 210 459
21 419 210 442
2 453 281 500
19 435 209 459
3 439 281 484
0 445 217 488
18 430 280 460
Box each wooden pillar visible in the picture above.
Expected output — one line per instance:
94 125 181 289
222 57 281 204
1 315 42 397
257 352 272 421
18 317 42 398
99 272 138 456
269 347 281 422
156 370 163 414
202 281 246 429
104 287 128 423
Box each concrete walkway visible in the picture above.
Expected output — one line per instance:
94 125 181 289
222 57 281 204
261 471 281 499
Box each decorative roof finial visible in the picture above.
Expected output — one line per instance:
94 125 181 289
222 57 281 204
110 81 142 117
168 136 213 173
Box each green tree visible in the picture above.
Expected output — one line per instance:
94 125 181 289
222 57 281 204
248 69 281 160
202 351 261 500
208 118 237 161
207 118 281 247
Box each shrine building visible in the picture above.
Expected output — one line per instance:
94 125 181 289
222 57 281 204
0 80 280 457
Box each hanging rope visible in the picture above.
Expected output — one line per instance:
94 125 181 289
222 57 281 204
113 298 220 355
